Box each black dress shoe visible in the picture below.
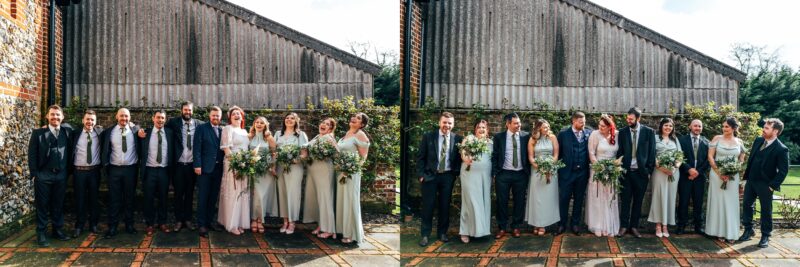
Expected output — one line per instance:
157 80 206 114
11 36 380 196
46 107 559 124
53 230 70 241
185 221 197 231
439 234 449 243
125 225 137 234
90 225 100 234
557 226 566 235
694 226 704 235
738 229 755 242
419 236 429 247
674 225 685 235
630 228 642 238
617 228 628 237
758 236 770 248
72 227 84 238
104 228 118 239
37 232 50 247
198 227 209 237
571 226 581 235
210 223 223 232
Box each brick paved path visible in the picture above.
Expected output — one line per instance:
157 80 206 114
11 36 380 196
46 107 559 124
0 223 399 266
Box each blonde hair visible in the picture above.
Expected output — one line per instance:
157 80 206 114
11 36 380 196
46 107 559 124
249 116 272 140
530 119 553 147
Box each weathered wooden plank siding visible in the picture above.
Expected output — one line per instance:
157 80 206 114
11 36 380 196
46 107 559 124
419 0 742 114
64 0 376 109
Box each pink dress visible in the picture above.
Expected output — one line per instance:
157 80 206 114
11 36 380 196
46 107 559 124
218 125 251 232
586 130 620 236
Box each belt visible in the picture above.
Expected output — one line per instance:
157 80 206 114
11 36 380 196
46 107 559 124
178 162 192 166
110 164 136 168
75 165 99 171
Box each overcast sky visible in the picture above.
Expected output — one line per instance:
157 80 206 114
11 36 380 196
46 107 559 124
226 0 799 70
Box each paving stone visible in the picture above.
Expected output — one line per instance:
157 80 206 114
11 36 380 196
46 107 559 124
747 259 800 267
21 233 86 248
73 252 135 267
560 236 610 253
276 254 338 266
669 235 724 253
263 230 316 249
209 232 259 248
417 257 482 267
369 232 400 251
688 259 746 267
775 237 800 254
0 252 70 266
1 230 35 247
143 252 199 266
436 235 495 253
728 238 783 255
624 258 679 267
211 253 269 267
489 257 547 266
617 236 668 253
316 234 377 250
557 258 613 267
151 230 199 248
400 232 427 253
341 254 399 267
92 232 145 248
500 236 552 252
400 255 413 267
366 224 399 233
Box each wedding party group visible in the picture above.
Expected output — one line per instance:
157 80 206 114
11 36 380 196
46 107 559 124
417 108 789 249
27 102 371 247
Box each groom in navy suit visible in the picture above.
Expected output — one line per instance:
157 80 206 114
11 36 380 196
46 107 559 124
193 106 225 237
556 112 593 235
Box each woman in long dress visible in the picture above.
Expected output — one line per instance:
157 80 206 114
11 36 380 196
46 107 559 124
705 117 746 243
458 120 493 243
303 118 338 239
523 119 560 236
586 114 620 237
336 113 370 244
218 106 251 235
249 116 278 234
276 113 309 235
648 118 683 237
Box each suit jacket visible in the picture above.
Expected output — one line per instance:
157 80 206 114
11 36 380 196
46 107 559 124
28 126 73 179
100 123 141 168
556 127 593 178
166 117 205 162
416 131 463 181
193 122 224 174
70 126 103 172
491 130 531 176
678 134 710 178
743 137 790 191
138 127 175 175
616 124 657 175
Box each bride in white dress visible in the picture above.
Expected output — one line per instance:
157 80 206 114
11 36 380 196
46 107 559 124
218 106 251 235
586 114 621 237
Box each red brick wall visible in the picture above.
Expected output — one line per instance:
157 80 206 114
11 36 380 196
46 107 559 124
399 0 423 107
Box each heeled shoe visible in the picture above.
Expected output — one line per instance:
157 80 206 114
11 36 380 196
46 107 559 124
257 222 265 234
655 227 663 238
662 226 670 238
342 238 353 244
537 228 546 236
279 223 288 233
318 232 333 239
460 235 470 243
312 227 321 235
286 223 295 235
251 221 259 232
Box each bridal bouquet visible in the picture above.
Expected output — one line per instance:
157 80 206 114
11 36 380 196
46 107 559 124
276 144 302 174
591 157 626 200
228 144 271 189
716 156 743 190
532 155 565 184
334 151 363 184
308 139 338 161
656 149 684 182
457 135 490 171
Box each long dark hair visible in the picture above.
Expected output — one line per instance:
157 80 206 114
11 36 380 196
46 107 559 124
280 112 301 137
724 117 740 137
657 117 678 142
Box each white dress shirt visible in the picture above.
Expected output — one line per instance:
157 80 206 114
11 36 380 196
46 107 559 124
146 127 169 167
74 129 100 166
178 119 195 163
503 130 523 171
48 125 60 137
437 130 451 171
110 124 138 166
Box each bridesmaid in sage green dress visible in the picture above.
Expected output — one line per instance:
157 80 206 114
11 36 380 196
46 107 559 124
336 113 370 245
458 120 493 243
248 117 277 234
648 118 683 238
523 119 561 236
705 118 746 242
303 118 338 239
276 113 309 235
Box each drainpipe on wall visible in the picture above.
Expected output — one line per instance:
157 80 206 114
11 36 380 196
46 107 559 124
400 0 414 217
47 0 56 107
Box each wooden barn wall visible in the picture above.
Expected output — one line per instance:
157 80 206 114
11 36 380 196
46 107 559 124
64 0 373 109
420 0 739 113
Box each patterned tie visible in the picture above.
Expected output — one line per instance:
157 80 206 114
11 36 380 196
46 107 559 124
438 134 448 172
186 122 192 150
760 140 768 151
575 130 583 143
631 128 638 156
86 130 92 164
157 129 163 164
121 127 127 153
512 133 519 168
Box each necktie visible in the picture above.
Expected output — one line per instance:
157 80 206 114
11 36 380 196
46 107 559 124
575 131 583 143
438 134 448 172
86 131 92 164
761 140 768 151
53 127 59 138
121 127 127 153
215 126 221 138
157 130 163 164
631 128 638 156
186 122 192 150
692 136 698 159
512 133 519 168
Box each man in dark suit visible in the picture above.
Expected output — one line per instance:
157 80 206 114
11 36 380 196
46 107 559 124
139 110 175 235
193 106 225 237
616 107 656 238
70 109 103 238
556 112 593 235
28 105 73 247
739 118 790 248
101 108 141 238
676 119 710 235
166 101 204 232
416 112 462 246
492 113 530 239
